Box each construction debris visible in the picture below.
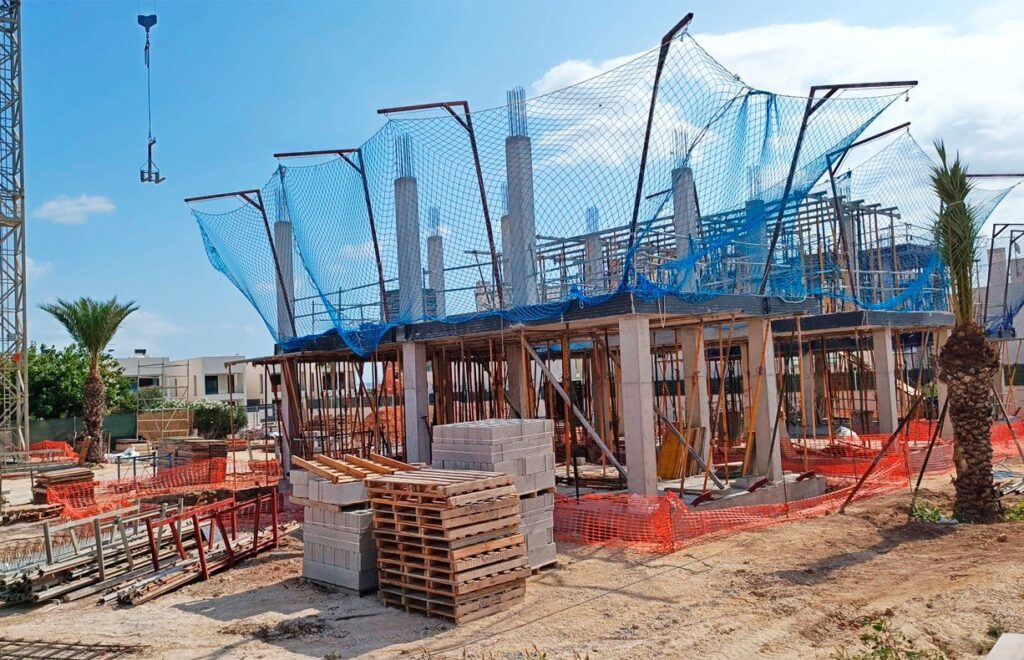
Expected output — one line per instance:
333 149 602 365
32 468 94 504
366 469 529 623
0 637 142 659
0 494 278 606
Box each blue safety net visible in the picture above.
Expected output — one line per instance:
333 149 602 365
191 30 917 356
805 130 1019 314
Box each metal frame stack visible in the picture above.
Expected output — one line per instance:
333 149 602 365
431 419 557 569
365 469 529 623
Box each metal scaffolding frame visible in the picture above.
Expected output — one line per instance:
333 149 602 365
0 0 26 449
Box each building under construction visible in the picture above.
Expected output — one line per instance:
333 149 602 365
185 14 1023 548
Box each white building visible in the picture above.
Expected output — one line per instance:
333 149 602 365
115 352 268 410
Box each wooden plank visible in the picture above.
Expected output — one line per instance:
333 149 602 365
342 454 396 474
314 454 372 479
368 453 417 471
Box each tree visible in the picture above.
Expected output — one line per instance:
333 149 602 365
931 141 1002 522
27 344 135 420
39 297 139 462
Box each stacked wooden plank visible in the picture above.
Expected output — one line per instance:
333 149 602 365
365 469 529 623
432 419 557 569
32 468 93 504
178 439 228 463
291 453 415 594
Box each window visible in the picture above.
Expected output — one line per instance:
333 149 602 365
138 377 159 388
205 375 219 396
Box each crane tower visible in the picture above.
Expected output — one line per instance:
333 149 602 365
0 0 27 449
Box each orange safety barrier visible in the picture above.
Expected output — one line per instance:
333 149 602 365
27 440 78 463
46 459 227 519
554 462 909 553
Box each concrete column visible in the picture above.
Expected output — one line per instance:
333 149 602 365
273 220 295 340
746 317 783 481
934 328 952 438
988 248 1008 321
618 316 657 495
505 135 538 307
505 341 529 417
584 234 606 294
871 329 899 434
402 342 430 463
427 234 446 318
672 166 698 291
680 326 712 464
799 346 817 431
500 213 512 291
395 176 423 321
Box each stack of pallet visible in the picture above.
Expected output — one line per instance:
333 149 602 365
431 419 557 570
32 468 93 504
291 453 415 594
178 439 228 463
366 469 529 623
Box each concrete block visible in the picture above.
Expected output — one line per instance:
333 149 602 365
290 470 309 486
525 542 557 569
302 557 378 593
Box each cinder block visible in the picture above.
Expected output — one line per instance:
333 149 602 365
302 557 378 592
290 470 309 486
525 542 557 569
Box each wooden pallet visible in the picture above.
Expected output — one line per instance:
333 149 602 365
293 453 415 485
365 468 527 623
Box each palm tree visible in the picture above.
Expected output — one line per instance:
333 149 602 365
931 141 1003 522
39 297 139 462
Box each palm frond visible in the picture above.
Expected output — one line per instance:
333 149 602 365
931 140 979 325
39 297 139 368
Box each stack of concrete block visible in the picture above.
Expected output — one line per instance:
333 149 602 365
291 468 377 594
432 418 557 569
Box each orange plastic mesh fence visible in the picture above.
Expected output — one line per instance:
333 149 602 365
554 461 909 553
27 440 78 462
46 457 285 520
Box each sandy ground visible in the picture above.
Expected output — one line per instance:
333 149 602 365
1 470 1022 659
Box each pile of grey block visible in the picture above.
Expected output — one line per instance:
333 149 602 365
291 468 378 594
432 418 557 570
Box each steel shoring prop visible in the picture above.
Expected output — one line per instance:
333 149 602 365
521 336 627 480
907 396 949 521
824 122 912 302
991 381 1024 463
273 149 390 323
622 12 694 290
376 101 504 308
184 189 297 338
758 80 917 296
838 391 923 514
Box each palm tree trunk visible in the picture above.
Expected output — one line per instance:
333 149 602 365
82 364 105 463
938 322 1003 522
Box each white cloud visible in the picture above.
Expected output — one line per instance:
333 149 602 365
531 53 644 96
26 256 51 281
34 194 116 225
530 3 1024 175
108 310 182 356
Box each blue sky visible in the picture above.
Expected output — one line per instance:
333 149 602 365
25 0 1023 359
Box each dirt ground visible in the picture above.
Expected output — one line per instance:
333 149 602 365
1 469 1022 659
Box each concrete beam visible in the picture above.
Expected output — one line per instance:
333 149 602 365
618 316 657 495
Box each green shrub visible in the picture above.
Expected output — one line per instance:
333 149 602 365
910 500 944 523
834 616 946 659
1006 500 1024 522
190 399 247 439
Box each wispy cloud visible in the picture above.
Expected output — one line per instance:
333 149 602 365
26 256 51 281
34 194 116 225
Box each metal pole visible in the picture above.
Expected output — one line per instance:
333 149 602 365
623 13 693 288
